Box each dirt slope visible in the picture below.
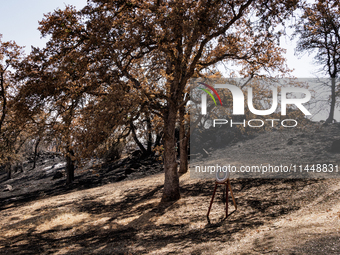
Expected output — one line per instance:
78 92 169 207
1 123 340 254
1 172 340 254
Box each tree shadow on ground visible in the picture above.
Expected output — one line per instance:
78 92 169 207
0 177 326 254
289 234 340 254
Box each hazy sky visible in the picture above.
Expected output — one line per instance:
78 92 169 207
0 0 87 52
0 1 320 77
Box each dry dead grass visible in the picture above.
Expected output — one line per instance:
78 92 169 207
1 171 340 254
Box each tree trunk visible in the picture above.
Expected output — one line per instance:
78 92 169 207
6 162 11 180
179 136 189 174
66 149 75 184
7 168 11 180
326 77 336 123
32 137 41 170
130 122 147 156
146 117 153 156
0 72 7 134
178 106 188 174
161 103 180 202
154 132 163 148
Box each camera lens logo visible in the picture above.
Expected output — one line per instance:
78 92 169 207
198 82 223 107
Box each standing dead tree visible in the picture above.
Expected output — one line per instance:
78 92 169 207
294 0 340 123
